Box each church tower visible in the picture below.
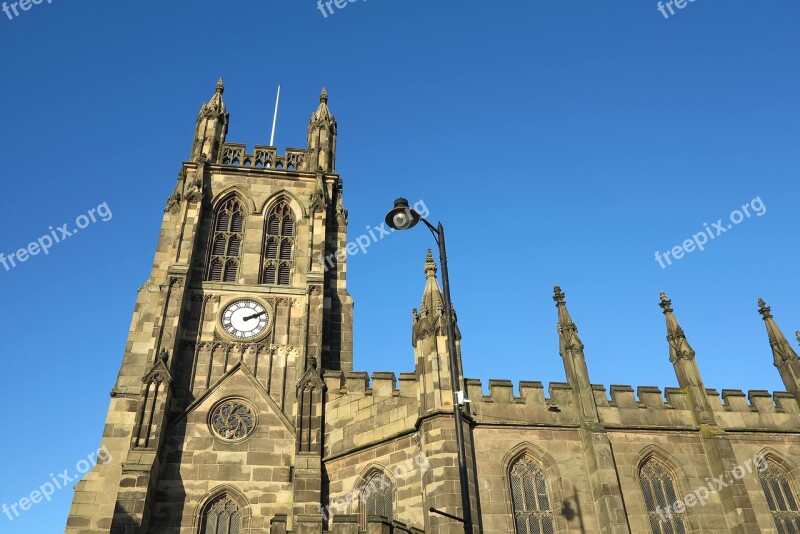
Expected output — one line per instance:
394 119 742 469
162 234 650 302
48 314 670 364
66 78 800 534
66 81 353 533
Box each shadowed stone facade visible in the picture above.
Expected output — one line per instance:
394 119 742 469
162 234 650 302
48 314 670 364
66 81 800 534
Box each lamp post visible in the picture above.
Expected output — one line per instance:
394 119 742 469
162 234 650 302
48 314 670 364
385 198 473 534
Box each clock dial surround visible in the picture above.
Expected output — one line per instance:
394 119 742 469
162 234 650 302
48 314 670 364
219 298 272 341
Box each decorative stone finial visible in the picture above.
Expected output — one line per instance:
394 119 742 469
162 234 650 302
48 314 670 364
216 77 224 94
553 285 565 304
659 292 673 314
758 298 772 319
424 249 437 277
796 331 800 347
320 87 328 103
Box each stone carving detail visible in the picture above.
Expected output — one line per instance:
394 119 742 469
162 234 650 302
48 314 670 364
275 296 298 308
185 178 204 203
554 286 584 353
138 279 156 293
758 298 772 319
165 191 182 213
149 372 165 385
309 171 327 211
336 188 348 223
758 298 799 364
660 292 696 362
210 399 256 441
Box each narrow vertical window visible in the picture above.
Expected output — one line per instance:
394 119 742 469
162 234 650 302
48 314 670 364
759 458 800 532
639 458 686 534
359 471 394 530
207 197 245 283
509 455 554 534
262 200 294 285
200 494 241 534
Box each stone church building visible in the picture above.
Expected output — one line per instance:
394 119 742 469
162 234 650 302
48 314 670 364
66 80 800 534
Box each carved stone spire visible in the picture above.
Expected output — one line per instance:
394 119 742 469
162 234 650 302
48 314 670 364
553 286 604 429
306 87 337 172
554 285 583 353
660 293 716 427
758 298 799 366
420 249 443 318
412 249 454 345
412 250 462 415
205 77 227 116
424 248 437 278
190 77 229 162
660 292 696 362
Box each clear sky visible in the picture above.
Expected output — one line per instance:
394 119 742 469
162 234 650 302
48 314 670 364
0 0 798 531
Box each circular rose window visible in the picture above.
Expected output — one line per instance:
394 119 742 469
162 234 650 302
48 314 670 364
210 399 256 441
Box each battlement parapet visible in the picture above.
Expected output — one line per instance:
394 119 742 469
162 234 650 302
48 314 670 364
323 371 419 399
463 378 577 425
217 143 308 171
323 370 800 436
462 377 800 431
715 389 799 413
323 371 420 457
464 379 574 406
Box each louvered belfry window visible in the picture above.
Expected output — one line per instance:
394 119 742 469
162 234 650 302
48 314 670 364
639 458 686 534
759 459 800 532
207 197 245 283
509 455 554 534
262 200 294 285
359 472 394 530
200 494 241 534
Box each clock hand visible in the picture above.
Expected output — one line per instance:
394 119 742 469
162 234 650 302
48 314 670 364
243 311 266 321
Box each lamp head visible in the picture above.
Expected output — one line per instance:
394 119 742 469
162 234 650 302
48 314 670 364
385 197 421 230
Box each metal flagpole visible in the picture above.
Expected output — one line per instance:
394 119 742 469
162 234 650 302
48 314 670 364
270 84 281 146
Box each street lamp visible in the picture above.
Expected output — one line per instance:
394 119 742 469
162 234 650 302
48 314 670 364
385 198 474 534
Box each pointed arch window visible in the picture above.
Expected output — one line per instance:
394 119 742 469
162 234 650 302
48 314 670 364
262 200 294 285
359 471 394 530
207 197 245 283
509 455 554 534
639 458 686 534
200 494 241 534
759 458 800 532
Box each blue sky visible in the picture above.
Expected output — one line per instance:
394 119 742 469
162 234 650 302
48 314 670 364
0 0 798 531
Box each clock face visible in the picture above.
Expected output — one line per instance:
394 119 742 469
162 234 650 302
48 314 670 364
220 299 270 340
